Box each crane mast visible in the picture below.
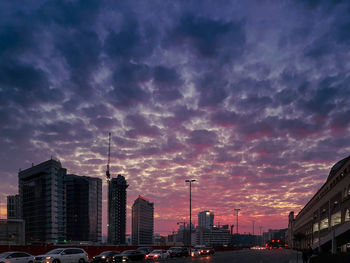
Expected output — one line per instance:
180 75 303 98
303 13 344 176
106 132 111 181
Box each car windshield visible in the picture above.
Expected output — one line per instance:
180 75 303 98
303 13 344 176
151 250 162 254
0 252 12 258
47 249 64 255
98 252 114 256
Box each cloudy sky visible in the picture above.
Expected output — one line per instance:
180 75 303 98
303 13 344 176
1 0 350 236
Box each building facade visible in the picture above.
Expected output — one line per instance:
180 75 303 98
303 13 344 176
198 211 214 229
19 159 66 244
65 174 102 243
108 174 128 245
132 195 154 245
196 226 230 246
7 195 21 219
289 156 350 253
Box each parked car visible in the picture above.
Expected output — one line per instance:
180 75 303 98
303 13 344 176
167 247 189 258
0 252 34 263
92 251 120 263
145 250 169 260
34 248 88 263
113 250 144 262
135 248 152 256
199 247 215 255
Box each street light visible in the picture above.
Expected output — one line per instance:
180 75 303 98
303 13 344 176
185 179 196 247
234 208 241 235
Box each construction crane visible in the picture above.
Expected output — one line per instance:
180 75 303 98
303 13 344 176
106 132 111 181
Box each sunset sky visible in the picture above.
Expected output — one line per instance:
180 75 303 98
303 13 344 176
1 0 350 236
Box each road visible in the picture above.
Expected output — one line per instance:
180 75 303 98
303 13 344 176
149 249 301 263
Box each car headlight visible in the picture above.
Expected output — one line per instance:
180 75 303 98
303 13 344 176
101 256 106 259
45 257 53 260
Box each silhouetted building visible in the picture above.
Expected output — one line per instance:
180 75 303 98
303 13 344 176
65 174 102 243
7 195 21 219
0 219 25 245
19 159 66 243
108 174 128 244
132 195 154 245
198 210 214 229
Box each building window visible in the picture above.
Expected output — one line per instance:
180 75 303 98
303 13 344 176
345 209 350 222
320 218 329 230
313 222 319 233
331 211 341 227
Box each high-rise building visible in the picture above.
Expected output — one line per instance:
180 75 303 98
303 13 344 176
19 159 66 243
132 195 154 245
108 174 128 244
7 195 21 219
198 210 214 229
65 174 102 243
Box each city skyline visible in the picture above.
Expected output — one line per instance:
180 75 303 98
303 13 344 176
1 0 350 237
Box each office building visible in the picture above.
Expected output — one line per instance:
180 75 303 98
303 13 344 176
198 210 214 229
65 174 102 243
196 226 230 246
108 174 128 244
7 195 21 219
132 195 154 245
19 159 66 243
289 155 350 252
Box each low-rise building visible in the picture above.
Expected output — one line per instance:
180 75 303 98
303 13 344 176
289 156 350 253
196 226 230 246
0 219 25 245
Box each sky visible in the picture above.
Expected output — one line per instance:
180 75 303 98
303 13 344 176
1 0 350 236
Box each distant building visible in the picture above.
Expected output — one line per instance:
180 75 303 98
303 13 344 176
19 159 66 244
7 195 21 219
289 155 350 253
132 195 154 245
198 211 214 229
0 219 25 245
108 174 128 245
196 226 230 246
65 174 102 243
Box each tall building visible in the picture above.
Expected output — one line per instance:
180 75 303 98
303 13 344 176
108 174 128 244
65 174 102 243
18 159 66 243
132 195 154 245
198 210 214 229
7 195 21 219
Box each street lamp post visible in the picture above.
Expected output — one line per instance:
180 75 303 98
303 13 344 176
234 208 241 235
185 179 196 247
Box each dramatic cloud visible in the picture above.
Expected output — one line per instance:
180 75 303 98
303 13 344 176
1 0 350 236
